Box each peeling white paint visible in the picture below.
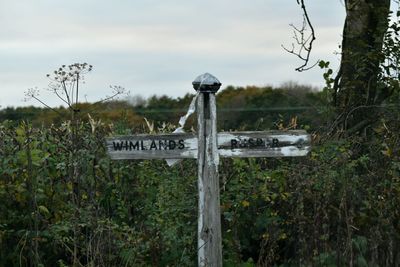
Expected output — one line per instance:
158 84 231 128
196 93 207 267
198 172 205 265
166 93 199 166
210 94 219 166
106 131 311 160
280 146 311 157
218 132 310 145
180 150 197 157
218 145 310 158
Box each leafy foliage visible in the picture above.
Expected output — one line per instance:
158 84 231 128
0 96 399 266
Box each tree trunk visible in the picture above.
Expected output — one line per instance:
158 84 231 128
335 0 391 133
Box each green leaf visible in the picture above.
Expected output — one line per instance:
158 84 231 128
38 205 50 216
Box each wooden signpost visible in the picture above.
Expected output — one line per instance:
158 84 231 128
106 73 311 267
106 131 310 160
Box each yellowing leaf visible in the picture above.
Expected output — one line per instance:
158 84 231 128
38 205 50 215
279 233 287 240
262 233 269 240
15 127 26 144
241 200 250 207
382 148 392 157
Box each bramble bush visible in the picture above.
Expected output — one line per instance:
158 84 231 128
0 108 399 266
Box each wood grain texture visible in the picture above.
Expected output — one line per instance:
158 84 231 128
218 131 310 158
106 131 311 160
197 94 206 265
197 93 223 267
105 133 197 159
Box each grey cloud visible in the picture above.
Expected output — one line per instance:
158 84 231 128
0 0 345 107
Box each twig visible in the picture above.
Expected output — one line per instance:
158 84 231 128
31 95 63 115
283 0 317 71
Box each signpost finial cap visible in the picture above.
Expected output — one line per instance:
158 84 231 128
192 73 221 93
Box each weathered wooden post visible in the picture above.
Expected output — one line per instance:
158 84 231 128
193 73 222 267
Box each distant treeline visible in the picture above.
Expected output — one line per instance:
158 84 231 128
0 83 328 131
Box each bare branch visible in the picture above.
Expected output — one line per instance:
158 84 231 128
24 88 63 115
53 88 71 107
80 85 129 114
283 0 317 72
62 80 72 107
93 85 127 105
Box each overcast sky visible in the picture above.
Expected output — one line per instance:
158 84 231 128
0 0 346 107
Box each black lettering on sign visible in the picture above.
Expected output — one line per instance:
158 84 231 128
159 140 168 150
265 139 272 148
229 137 281 149
113 141 124 151
130 141 139 150
150 140 158 150
169 140 176 150
113 141 141 151
256 138 263 146
248 138 255 147
178 139 185 149
112 139 186 151
140 140 146 150
239 139 247 148
231 139 238 149
272 138 279 147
